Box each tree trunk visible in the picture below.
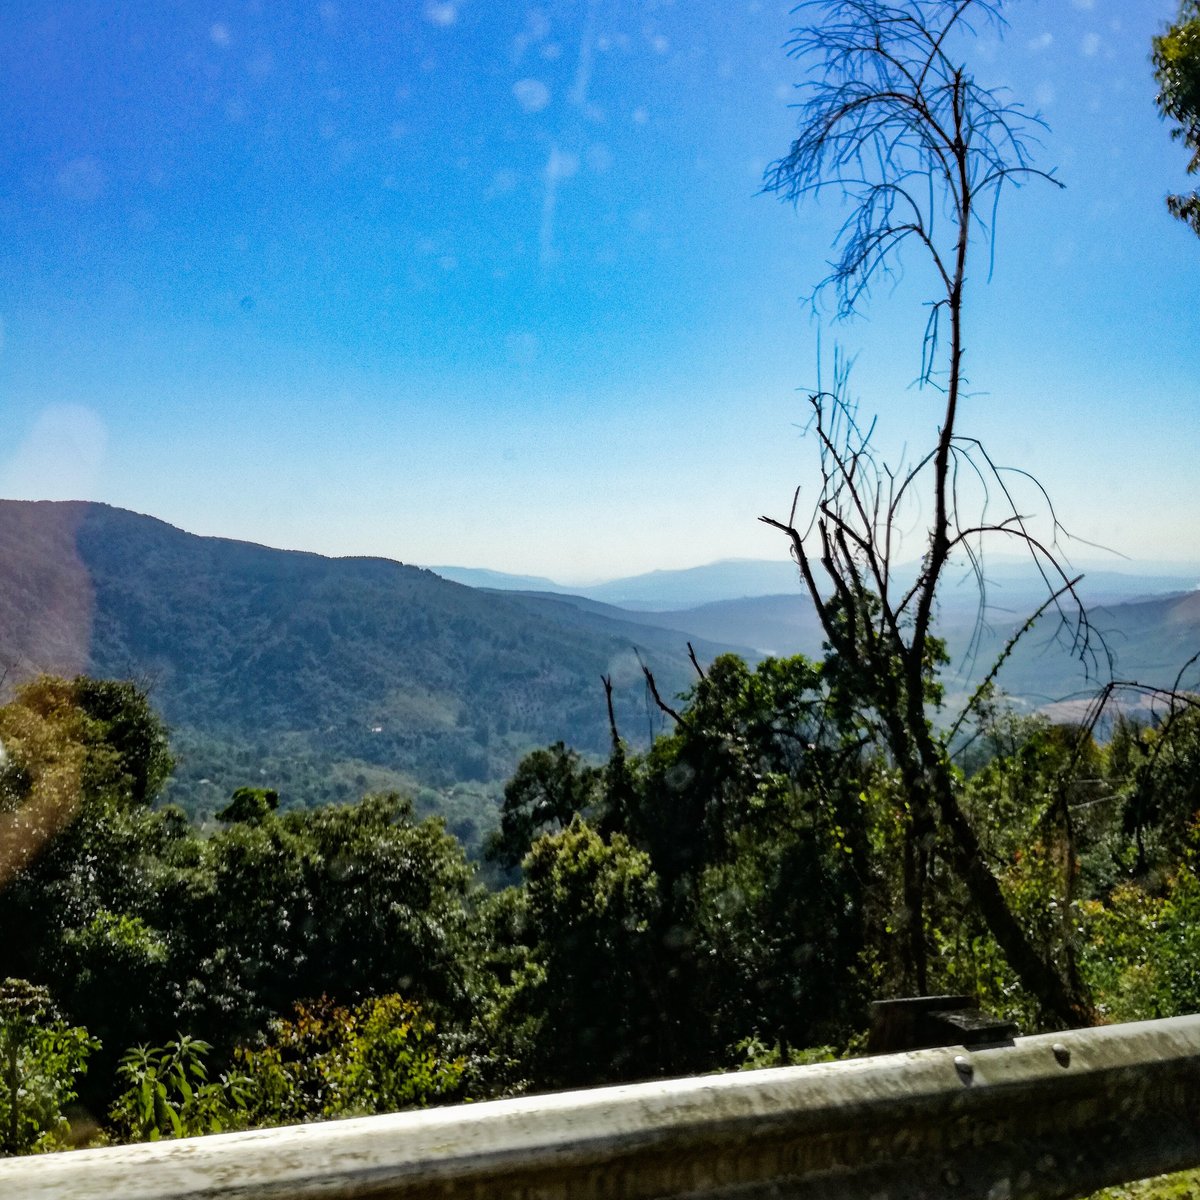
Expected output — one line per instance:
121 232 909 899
912 718 1096 1028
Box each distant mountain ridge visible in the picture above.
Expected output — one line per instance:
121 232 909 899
494 584 1200 714
473 565 1200 716
425 565 569 594
428 558 806 609
494 590 826 660
430 556 1200 614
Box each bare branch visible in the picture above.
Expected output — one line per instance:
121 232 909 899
948 577 1085 747
601 675 620 749
636 652 683 726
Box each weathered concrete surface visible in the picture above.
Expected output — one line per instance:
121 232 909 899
2 1015 1199 1200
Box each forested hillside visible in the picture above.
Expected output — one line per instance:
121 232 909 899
0 500 739 830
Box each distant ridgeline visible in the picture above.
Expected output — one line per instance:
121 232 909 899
0 500 742 837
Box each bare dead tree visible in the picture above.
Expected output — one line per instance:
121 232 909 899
601 674 621 749
761 0 1099 1024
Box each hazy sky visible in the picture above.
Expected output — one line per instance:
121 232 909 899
1 0 1196 581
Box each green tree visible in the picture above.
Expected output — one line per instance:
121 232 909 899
216 787 279 825
1154 1 1200 236
0 676 175 910
624 655 830 892
298 795 477 1018
0 677 91 890
497 819 660 1090
71 678 174 810
693 814 866 1060
0 980 97 1156
167 793 477 1051
628 655 867 1068
57 913 170 1076
230 995 465 1129
1117 708 1200 870
486 743 599 871
490 656 869 1085
0 679 188 1107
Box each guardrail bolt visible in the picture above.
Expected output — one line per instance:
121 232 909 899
954 1054 974 1082
1052 1043 1071 1067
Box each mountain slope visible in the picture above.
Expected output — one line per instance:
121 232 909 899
497 590 825 658
0 501 736 828
986 589 1200 712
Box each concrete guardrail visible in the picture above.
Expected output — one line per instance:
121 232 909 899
2 1014 1199 1200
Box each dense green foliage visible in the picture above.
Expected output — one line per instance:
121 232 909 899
106 998 465 1141
0 660 1198 1157
0 675 479 1122
1154 1 1200 235
0 981 97 1155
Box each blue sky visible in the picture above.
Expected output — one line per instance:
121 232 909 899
0 0 1196 581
